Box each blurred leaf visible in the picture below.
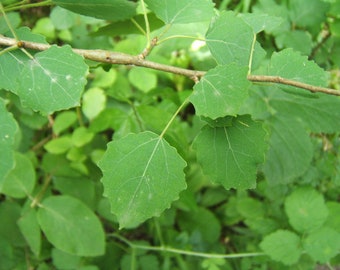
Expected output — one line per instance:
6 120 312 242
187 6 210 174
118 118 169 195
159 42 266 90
284 187 328 233
0 98 18 185
144 0 214 24
178 207 221 244
52 0 137 21
303 227 340 263
193 115 267 190
128 68 157 93
17 208 41 256
53 111 77 135
260 230 302 265
50 6 78 30
71 127 94 147
38 195 105 256
1 152 36 198
0 201 25 246
98 131 187 228
325 202 340 233
44 136 73 154
52 248 81 269
289 0 330 28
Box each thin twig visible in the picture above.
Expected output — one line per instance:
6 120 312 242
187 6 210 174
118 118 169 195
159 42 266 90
0 35 205 80
248 75 340 96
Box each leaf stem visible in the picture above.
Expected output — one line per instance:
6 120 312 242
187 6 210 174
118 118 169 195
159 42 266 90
159 96 190 139
140 0 151 47
0 2 19 40
3 0 52 12
248 33 256 75
30 174 52 208
109 233 265 259
157 35 206 45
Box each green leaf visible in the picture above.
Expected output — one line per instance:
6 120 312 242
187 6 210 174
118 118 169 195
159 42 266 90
50 6 78 30
325 202 340 233
193 115 267 190
239 13 284 33
1 152 36 198
263 116 313 185
206 11 254 66
289 0 330 28
71 127 94 147
190 64 251 119
268 48 328 89
52 248 81 269
44 136 73 154
144 0 214 24
275 30 312 55
128 68 157 93
17 209 41 256
82 87 107 121
37 195 105 256
178 207 221 244
52 0 137 21
303 227 340 264
98 131 187 228
0 27 47 94
0 201 25 246
260 230 302 265
53 111 77 135
18 45 88 114
284 187 328 233
0 98 18 185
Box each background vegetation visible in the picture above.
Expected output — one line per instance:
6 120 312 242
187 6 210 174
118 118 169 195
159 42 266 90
0 0 340 269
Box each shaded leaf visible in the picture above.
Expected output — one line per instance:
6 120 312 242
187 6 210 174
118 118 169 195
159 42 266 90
193 115 267 190
190 64 251 119
52 0 137 21
37 195 105 256
144 0 214 24
263 116 313 185
17 209 41 256
206 11 254 65
1 152 36 198
0 98 18 185
98 131 187 228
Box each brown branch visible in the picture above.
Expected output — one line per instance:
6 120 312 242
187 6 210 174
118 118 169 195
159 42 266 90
247 75 340 96
0 35 205 80
1 35 339 96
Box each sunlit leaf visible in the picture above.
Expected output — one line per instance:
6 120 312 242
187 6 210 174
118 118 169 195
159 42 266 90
98 131 187 228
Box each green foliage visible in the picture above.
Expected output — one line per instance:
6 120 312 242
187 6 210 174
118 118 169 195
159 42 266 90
1 0 340 269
